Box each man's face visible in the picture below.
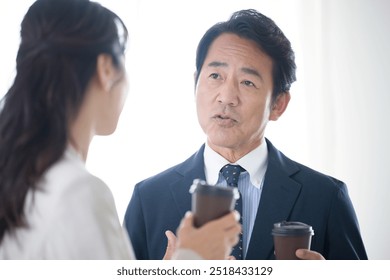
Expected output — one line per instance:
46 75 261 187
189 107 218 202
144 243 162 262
195 33 288 158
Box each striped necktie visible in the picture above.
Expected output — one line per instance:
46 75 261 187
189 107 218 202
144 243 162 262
221 164 245 260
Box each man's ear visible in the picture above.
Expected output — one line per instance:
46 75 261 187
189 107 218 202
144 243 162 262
96 54 115 92
269 92 291 121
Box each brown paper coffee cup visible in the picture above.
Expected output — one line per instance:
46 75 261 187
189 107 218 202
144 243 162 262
190 179 239 228
272 221 314 260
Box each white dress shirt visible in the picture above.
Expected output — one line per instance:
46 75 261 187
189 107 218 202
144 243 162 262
204 140 268 258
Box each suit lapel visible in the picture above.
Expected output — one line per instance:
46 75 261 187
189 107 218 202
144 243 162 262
168 145 206 218
246 139 302 259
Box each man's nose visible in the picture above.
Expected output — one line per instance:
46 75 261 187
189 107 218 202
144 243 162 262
217 79 239 106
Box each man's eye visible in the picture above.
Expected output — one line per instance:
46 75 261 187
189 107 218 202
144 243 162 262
209 73 220 79
242 80 257 88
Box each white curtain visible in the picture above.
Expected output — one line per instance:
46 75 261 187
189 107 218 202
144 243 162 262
301 0 390 260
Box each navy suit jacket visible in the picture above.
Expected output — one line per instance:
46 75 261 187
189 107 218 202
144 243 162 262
124 139 367 260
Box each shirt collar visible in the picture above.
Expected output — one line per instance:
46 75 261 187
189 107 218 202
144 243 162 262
204 140 268 189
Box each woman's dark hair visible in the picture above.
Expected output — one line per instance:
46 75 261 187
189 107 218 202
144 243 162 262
0 0 128 242
195 9 296 102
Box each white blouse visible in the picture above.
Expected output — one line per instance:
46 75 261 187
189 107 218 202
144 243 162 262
0 147 135 259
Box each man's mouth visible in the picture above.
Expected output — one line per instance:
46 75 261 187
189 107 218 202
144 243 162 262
213 114 238 126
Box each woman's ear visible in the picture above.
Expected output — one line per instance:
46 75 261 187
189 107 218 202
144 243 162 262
269 92 291 121
96 54 116 92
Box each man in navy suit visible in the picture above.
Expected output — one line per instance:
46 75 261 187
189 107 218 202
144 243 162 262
124 9 367 260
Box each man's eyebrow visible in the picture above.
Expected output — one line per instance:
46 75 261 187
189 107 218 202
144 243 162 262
241 67 262 80
207 61 228 68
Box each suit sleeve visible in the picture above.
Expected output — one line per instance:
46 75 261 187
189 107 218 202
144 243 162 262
325 182 368 259
123 184 149 260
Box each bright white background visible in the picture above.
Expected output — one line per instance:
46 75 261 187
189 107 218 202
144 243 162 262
1 0 389 259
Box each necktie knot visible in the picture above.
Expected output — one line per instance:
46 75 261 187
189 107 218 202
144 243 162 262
221 164 245 187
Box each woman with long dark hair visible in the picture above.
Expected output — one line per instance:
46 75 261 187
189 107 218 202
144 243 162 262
0 0 240 259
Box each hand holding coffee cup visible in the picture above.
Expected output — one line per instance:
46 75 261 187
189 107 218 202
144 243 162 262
189 179 239 228
272 221 314 260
